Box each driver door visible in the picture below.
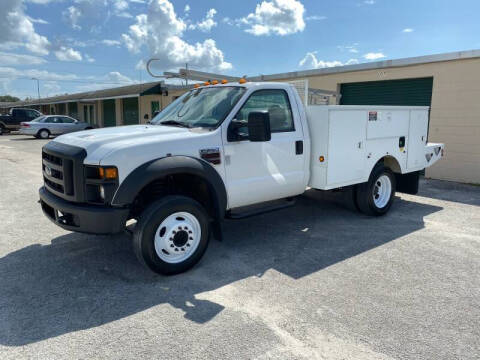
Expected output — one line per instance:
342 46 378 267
222 88 306 209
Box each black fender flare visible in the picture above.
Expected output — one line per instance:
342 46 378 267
111 156 228 220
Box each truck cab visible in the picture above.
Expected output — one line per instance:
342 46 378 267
39 81 443 275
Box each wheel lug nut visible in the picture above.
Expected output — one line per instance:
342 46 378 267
181 248 185 251
189 237 193 240
170 244 174 248
188 230 192 234
186 244 190 247
174 248 178 252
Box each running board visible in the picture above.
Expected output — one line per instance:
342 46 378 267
226 198 296 220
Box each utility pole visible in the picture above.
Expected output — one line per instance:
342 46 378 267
185 63 188 86
31 78 40 99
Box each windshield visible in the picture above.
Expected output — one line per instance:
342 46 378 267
151 86 246 129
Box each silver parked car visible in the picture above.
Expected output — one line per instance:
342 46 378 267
19 115 94 139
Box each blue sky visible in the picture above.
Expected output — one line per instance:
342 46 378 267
1 0 479 99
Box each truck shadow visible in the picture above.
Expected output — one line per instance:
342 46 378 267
0 190 442 346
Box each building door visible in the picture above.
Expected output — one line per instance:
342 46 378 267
123 97 139 125
83 104 95 124
340 77 433 106
151 101 160 118
68 102 78 120
103 99 116 127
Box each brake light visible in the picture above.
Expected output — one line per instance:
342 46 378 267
21 122 30 127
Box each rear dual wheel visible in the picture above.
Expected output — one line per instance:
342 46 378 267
356 164 396 216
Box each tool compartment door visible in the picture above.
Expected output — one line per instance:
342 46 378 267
407 110 429 170
326 110 367 186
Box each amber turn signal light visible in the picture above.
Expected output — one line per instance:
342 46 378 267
319 156 325 162
99 167 118 180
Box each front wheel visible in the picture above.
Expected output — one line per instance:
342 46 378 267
133 195 210 275
356 164 396 216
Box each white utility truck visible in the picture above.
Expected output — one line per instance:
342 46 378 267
39 81 444 274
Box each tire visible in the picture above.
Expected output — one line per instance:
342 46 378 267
85 127 93 130
356 163 396 216
133 195 210 275
0 126 3 135
37 129 50 139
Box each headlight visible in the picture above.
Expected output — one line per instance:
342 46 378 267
84 166 119 204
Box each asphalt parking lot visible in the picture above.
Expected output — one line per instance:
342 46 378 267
0 133 479 360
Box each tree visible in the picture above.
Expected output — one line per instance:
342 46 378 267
0 95 20 102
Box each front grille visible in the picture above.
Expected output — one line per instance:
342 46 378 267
42 152 62 166
42 142 86 202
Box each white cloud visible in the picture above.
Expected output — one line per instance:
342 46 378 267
43 81 62 96
27 17 49 25
402 28 414 33
363 52 386 60
0 0 50 55
62 0 109 31
122 0 231 72
0 51 46 66
25 0 60 3
238 0 305 36
54 46 83 61
184 4 190 13
104 71 133 83
338 44 359 54
63 6 82 30
364 0 375 4
299 52 358 69
189 8 217 32
305 15 326 21
113 0 132 18
85 54 95 62
102 39 122 46
0 67 79 82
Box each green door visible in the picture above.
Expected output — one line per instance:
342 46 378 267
340 77 433 106
103 99 116 127
123 97 139 125
151 101 160 117
68 102 78 119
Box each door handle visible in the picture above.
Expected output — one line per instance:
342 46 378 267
295 140 303 155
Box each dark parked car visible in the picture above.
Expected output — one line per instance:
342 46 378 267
0 108 43 134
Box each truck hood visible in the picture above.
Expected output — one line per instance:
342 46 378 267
53 125 202 164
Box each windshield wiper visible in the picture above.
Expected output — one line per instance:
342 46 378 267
159 120 191 128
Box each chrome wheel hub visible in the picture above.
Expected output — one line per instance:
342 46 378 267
154 212 201 264
373 175 392 208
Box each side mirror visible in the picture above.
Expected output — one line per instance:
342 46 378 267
248 111 271 142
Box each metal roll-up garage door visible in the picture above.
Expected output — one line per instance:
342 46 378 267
340 77 433 106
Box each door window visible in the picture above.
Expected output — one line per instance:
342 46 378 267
45 117 62 123
235 89 295 135
61 116 75 123
26 110 39 119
